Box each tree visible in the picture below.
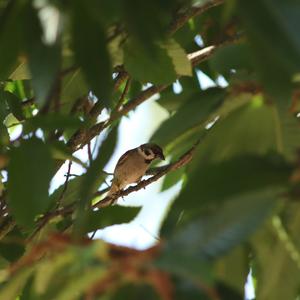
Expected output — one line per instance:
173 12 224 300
0 0 300 299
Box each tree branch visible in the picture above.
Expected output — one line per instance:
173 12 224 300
92 142 198 208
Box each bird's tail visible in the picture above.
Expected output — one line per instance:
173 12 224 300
107 182 119 198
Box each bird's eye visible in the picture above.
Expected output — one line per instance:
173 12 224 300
144 149 151 156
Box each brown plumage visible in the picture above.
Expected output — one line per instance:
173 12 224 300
107 143 164 198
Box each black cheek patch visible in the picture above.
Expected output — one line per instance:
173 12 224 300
144 159 152 164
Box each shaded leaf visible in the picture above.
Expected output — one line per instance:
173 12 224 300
163 186 281 261
161 167 185 192
23 113 84 133
237 0 300 105
163 39 192 77
2 90 24 121
79 128 117 203
84 206 141 233
60 69 88 113
124 38 177 85
72 1 112 107
162 155 291 236
0 1 23 79
22 3 61 107
210 43 254 75
0 229 25 262
253 213 300 300
152 88 225 149
7 138 54 228
0 267 34 300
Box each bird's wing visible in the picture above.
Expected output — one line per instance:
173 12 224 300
115 148 136 168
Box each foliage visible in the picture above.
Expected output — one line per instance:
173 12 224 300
0 0 300 299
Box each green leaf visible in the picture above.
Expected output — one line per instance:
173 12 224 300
0 90 9 146
9 60 30 81
122 0 171 55
163 186 281 261
84 206 141 233
237 0 300 105
161 167 185 192
111 283 160 300
71 1 112 107
79 128 117 203
23 113 84 133
50 141 87 168
0 267 34 300
22 3 61 107
124 38 177 85
60 69 88 113
163 39 192 77
0 1 23 79
253 210 300 300
54 267 106 300
7 138 54 228
0 229 25 262
191 96 278 166
2 90 24 121
215 246 249 295
210 43 254 75
151 88 225 149
74 128 117 236
161 155 291 236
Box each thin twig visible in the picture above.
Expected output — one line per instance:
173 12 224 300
87 142 92 163
58 161 73 206
114 77 131 113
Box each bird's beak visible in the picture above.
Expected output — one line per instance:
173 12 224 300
159 152 165 160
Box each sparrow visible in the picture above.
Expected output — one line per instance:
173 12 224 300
107 143 165 198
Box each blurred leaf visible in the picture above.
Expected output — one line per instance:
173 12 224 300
162 155 291 236
163 39 192 77
163 186 282 262
74 128 117 236
79 128 117 203
237 0 300 105
0 1 23 79
215 246 248 295
156 250 213 284
0 229 25 262
210 43 254 75
124 38 177 85
24 113 84 133
60 69 88 113
161 167 185 191
22 3 61 107
0 267 34 300
0 90 9 145
9 60 30 80
253 213 300 300
122 0 172 54
108 33 124 67
84 206 141 233
7 138 54 228
50 141 87 168
2 90 23 120
72 1 112 107
54 267 106 300
34 251 75 295
191 96 278 166
152 88 225 149
111 283 160 300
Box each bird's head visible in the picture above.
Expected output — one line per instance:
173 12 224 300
138 143 165 162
